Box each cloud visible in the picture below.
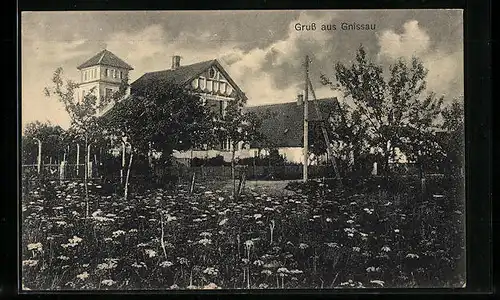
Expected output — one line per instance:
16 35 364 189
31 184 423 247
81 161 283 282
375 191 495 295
377 20 463 98
222 11 338 105
104 14 338 106
378 20 430 59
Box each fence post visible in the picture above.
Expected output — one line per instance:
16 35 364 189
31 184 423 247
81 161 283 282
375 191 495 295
88 161 93 178
76 143 80 176
59 161 66 182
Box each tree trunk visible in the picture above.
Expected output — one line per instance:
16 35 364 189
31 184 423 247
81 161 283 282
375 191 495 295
84 136 89 218
124 147 134 200
231 148 236 198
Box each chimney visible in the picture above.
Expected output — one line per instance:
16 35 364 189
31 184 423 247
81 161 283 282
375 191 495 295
297 93 303 106
171 55 181 70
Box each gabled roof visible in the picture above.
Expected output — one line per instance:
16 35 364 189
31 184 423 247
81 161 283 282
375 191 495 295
131 59 247 101
77 49 133 70
243 98 341 148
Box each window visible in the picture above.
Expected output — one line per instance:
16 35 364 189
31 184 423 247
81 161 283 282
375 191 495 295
120 71 123 79
105 88 113 98
82 90 85 100
209 67 216 79
219 101 223 117
200 77 206 90
105 69 109 77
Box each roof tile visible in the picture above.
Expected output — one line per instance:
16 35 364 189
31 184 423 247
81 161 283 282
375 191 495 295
77 49 133 70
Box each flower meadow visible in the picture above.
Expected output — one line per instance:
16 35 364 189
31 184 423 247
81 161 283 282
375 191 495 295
21 177 465 290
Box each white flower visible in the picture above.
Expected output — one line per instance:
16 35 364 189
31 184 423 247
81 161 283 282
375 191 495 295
203 283 219 289
132 262 147 268
76 271 89 280
55 221 67 227
370 280 385 287
299 243 309 250
289 269 303 274
57 255 69 261
177 257 188 265
27 242 43 252
218 218 228 226
166 215 177 222
112 230 126 238
253 260 264 266
326 217 332 222
68 236 82 245
200 232 212 238
160 261 173 268
363 208 374 214
244 240 254 248
346 219 354 224
326 242 338 248
145 249 157 258
170 284 179 289
198 238 212 246
253 214 262 219
381 246 391 252
394 229 400 233
101 279 116 286
261 269 272 275
366 266 381 272
203 267 219 276
22 260 38 267
352 247 361 252
406 253 420 259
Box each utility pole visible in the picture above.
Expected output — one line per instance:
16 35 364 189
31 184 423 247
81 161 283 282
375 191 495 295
303 55 309 182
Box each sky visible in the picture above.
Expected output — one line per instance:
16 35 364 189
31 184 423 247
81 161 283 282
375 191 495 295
21 10 463 130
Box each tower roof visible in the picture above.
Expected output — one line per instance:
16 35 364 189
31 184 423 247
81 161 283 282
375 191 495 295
77 49 133 70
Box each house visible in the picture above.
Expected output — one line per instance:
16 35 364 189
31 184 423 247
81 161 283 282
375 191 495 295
77 50 248 161
236 98 344 164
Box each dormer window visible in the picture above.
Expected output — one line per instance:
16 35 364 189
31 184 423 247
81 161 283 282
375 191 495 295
209 67 216 79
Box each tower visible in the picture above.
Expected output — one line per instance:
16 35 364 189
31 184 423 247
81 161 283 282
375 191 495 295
76 49 133 107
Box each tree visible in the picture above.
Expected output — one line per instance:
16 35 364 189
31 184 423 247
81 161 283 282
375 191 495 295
217 100 264 197
440 97 465 176
44 67 107 217
102 80 219 197
322 46 444 178
22 121 67 165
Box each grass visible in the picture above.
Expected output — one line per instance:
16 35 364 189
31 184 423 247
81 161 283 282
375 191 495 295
20 176 465 290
